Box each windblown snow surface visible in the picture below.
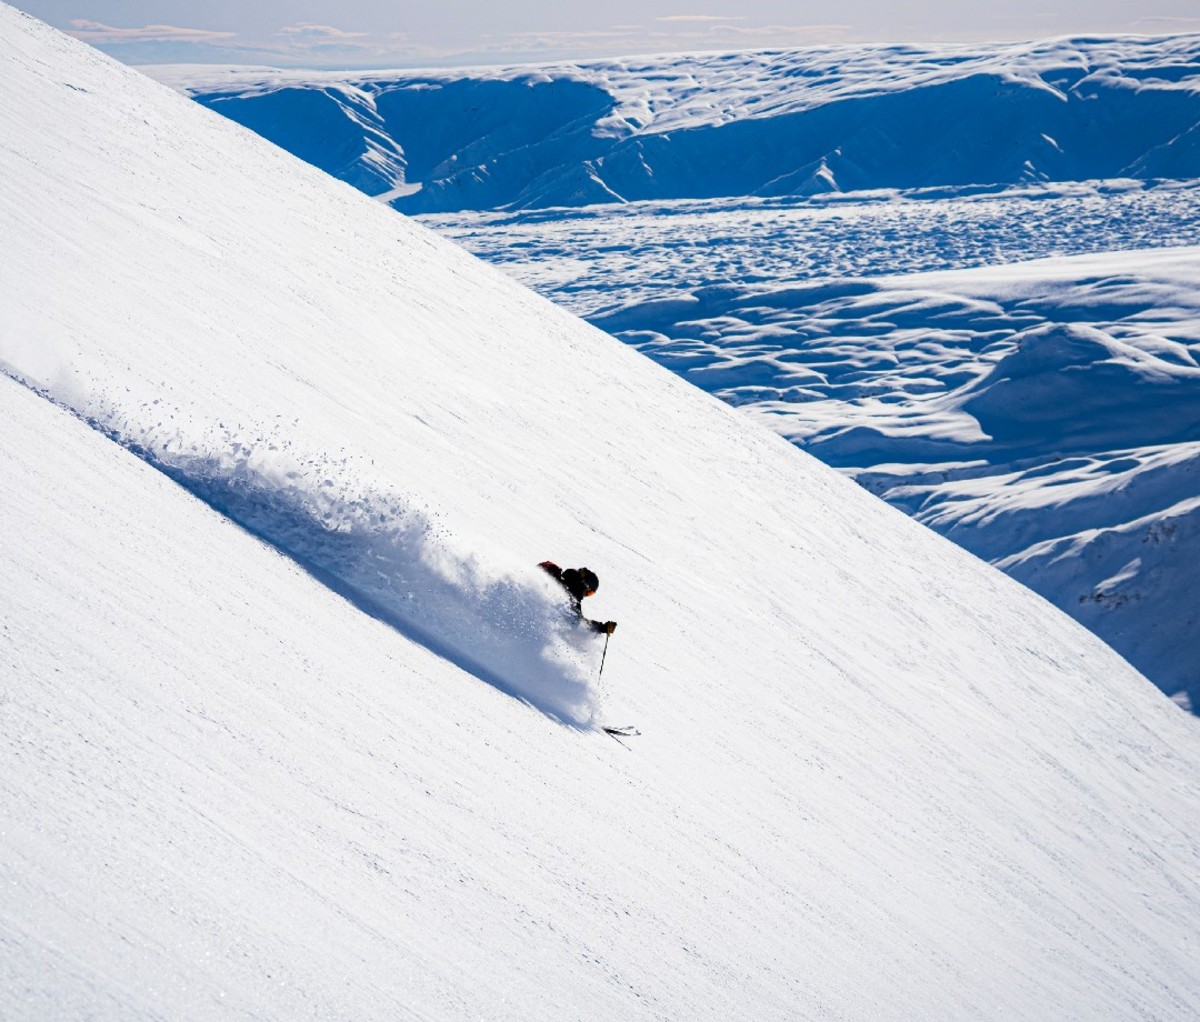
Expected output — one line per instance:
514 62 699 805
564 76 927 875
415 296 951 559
156 39 1200 711
4 7 1200 1020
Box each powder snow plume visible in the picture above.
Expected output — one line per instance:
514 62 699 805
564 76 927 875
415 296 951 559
9 372 603 726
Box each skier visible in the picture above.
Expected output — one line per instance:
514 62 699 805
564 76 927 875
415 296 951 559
539 561 617 635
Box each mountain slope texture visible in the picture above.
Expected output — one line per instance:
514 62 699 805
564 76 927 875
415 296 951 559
3 6 1200 1020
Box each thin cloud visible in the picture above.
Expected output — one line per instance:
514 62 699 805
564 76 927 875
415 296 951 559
1133 16 1200 27
68 19 236 44
481 27 653 54
710 22 853 39
642 21 855 47
71 14 857 68
277 23 370 42
492 19 853 57
273 23 377 56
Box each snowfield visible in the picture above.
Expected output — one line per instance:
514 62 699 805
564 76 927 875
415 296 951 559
4 6 1200 1021
423 181 1200 317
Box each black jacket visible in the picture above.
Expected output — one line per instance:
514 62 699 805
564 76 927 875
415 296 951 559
539 561 611 634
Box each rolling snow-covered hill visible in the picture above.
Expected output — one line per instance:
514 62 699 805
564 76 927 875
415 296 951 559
151 35 1200 212
4 7 1200 1020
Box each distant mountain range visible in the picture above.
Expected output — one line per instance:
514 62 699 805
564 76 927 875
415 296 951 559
154 35 1200 213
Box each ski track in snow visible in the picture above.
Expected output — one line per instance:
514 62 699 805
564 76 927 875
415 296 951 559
3 372 604 727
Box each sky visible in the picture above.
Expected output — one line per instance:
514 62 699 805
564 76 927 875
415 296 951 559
17 0 1200 67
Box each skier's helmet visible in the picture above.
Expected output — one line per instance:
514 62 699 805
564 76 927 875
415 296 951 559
579 568 599 595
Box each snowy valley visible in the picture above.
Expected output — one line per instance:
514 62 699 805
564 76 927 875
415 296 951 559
3 5 1200 1020
155 38 1200 710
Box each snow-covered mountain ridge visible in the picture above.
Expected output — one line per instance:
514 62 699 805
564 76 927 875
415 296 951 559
4 7 1200 1019
150 33 1200 212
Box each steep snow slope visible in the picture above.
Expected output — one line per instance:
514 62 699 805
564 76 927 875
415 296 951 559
152 34 1200 213
4 7 1200 1020
159 44 1200 711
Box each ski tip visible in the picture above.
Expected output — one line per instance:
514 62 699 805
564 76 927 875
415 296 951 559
603 725 641 737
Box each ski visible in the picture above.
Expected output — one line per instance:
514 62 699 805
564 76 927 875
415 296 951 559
603 725 640 737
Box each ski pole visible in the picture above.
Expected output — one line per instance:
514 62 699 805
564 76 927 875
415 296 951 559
598 631 611 682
